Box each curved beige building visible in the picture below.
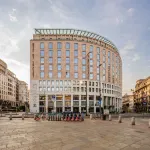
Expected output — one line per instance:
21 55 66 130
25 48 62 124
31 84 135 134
30 29 122 113
0 59 16 108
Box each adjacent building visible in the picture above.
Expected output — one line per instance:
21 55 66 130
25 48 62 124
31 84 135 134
0 59 29 109
122 94 134 112
133 76 150 112
30 28 122 113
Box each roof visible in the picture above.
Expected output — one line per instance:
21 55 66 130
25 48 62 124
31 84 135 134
34 28 118 51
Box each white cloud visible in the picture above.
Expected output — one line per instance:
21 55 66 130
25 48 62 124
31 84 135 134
132 54 140 62
9 14 18 22
120 41 135 56
8 9 18 22
127 8 134 16
115 17 123 25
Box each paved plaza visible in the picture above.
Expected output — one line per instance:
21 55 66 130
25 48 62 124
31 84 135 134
0 117 150 150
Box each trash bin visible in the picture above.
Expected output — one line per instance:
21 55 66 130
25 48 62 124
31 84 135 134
102 114 106 120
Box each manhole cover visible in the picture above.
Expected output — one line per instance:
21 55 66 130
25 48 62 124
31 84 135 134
135 131 144 133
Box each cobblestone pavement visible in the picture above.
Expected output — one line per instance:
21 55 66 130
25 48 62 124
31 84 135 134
0 117 150 150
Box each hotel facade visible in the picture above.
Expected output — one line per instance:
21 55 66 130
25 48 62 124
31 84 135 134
30 29 122 113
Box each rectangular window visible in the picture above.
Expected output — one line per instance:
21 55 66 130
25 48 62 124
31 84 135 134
66 72 70 78
47 81 50 85
51 80 54 85
82 59 86 65
39 81 42 85
66 65 70 71
49 72 52 78
108 58 110 65
74 58 78 64
82 73 86 79
57 57 61 63
40 58 44 63
97 75 99 80
49 50 53 57
47 87 50 91
49 42 53 49
82 44 86 51
66 50 70 57
89 52 93 58
90 45 93 52
40 42 44 49
97 68 99 73
97 61 100 66
59 80 62 85
108 51 110 57
103 69 106 74
49 58 53 63
103 49 105 55
97 54 100 60
66 58 70 63
57 42 62 49
97 47 100 54
90 67 93 72
103 56 106 62
57 50 61 57
40 65 44 71
74 65 78 71
74 43 78 50
74 73 78 78
82 66 86 71
58 65 61 70
66 42 70 49
74 50 78 57
40 50 44 57
90 60 93 65
103 75 106 81
90 74 93 79
49 65 52 70
82 51 86 57
58 72 61 78
103 63 106 68
40 72 44 78
51 87 54 91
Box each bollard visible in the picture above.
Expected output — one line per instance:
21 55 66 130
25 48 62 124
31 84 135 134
48 115 50 121
118 115 122 123
34 114 36 120
10 112 12 120
46 114 48 120
131 117 135 125
149 119 150 128
109 114 112 121
22 114 24 120
90 114 93 120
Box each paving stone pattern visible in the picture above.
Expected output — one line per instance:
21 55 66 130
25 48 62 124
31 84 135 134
0 117 150 150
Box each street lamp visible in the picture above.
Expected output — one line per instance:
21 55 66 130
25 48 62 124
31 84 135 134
85 51 92 116
99 64 102 116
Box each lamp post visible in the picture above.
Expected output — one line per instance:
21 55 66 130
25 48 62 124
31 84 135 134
99 64 102 116
85 52 91 116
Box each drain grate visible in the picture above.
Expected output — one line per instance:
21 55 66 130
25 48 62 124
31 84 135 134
135 130 144 133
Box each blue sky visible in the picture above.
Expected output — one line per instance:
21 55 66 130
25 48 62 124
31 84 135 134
0 0 150 94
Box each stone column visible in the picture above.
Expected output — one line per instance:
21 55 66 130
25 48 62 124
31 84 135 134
45 94 48 113
94 95 96 113
63 94 65 112
106 96 108 108
79 95 81 113
87 95 89 114
71 94 73 112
